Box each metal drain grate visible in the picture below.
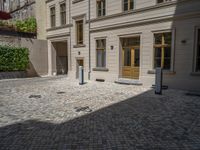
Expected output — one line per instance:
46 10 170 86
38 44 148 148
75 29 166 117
74 106 92 113
29 95 41 99
57 92 66 94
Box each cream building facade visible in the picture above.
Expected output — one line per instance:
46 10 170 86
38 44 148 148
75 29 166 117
43 0 200 91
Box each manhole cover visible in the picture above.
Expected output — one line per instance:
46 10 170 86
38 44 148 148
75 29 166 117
57 92 66 94
74 106 92 113
29 95 41 99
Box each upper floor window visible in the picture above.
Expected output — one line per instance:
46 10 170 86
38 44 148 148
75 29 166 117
76 20 83 45
196 29 200 72
96 39 106 67
97 0 106 17
123 0 134 12
60 3 66 25
157 0 172 4
154 32 172 70
50 6 56 27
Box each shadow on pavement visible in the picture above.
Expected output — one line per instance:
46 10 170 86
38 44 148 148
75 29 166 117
0 89 200 150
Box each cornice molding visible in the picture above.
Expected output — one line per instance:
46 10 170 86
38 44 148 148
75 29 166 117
90 11 200 33
46 32 70 39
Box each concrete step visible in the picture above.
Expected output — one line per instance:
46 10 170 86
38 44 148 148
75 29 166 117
115 78 143 86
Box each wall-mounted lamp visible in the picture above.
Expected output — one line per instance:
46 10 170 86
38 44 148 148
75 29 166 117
181 40 187 44
78 51 81 55
110 45 114 50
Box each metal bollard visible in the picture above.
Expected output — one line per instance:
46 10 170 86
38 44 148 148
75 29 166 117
155 68 163 95
79 66 84 85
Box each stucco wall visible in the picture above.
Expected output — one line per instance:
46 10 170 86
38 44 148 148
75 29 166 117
35 0 47 40
0 35 48 77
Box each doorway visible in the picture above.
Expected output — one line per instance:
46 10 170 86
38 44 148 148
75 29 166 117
52 41 68 75
121 37 140 79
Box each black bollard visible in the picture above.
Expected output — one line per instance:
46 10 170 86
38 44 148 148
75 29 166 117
79 66 84 85
155 68 163 95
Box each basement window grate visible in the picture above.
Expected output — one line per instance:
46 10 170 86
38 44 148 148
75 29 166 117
96 79 105 82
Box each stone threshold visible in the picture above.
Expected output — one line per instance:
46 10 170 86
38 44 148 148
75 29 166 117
115 78 143 86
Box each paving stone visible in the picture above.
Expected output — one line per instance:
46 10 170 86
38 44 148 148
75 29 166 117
0 76 200 149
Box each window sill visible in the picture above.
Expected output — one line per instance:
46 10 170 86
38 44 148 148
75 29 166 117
147 70 176 75
93 67 109 72
72 0 84 4
46 24 73 31
97 15 106 19
190 72 200 76
73 44 86 48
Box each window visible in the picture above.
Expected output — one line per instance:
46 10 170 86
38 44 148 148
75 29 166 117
123 0 134 11
154 32 172 70
76 20 83 45
97 0 106 17
50 7 56 27
157 0 171 4
196 29 200 72
60 3 66 25
96 39 106 67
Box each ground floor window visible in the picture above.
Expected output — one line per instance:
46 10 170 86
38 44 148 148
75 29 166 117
196 29 200 72
96 39 106 67
154 32 172 70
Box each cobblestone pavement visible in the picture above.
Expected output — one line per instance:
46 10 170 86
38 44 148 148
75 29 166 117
0 76 200 150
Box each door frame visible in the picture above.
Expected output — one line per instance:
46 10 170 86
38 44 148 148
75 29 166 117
119 36 141 79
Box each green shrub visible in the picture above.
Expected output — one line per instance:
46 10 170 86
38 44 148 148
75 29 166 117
15 17 37 33
0 45 29 71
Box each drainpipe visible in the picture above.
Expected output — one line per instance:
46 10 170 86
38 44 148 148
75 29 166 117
88 0 91 80
69 0 72 71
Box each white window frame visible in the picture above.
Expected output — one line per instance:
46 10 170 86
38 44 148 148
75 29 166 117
122 0 135 12
75 18 84 45
96 0 106 18
49 5 56 28
95 38 107 68
60 2 66 26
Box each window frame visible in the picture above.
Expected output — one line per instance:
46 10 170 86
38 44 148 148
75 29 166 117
122 0 134 12
50 6 56 28
76 19 84 45
96 39 106 68
194 27 200 72
60 2 66 26
96 0 106 18
153 31 174 71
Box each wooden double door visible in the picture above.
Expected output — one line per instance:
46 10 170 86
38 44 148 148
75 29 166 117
122 47 140 79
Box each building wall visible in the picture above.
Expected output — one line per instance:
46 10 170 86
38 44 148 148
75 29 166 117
70 0 89 79
35 0 46 40
43 0 200 91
